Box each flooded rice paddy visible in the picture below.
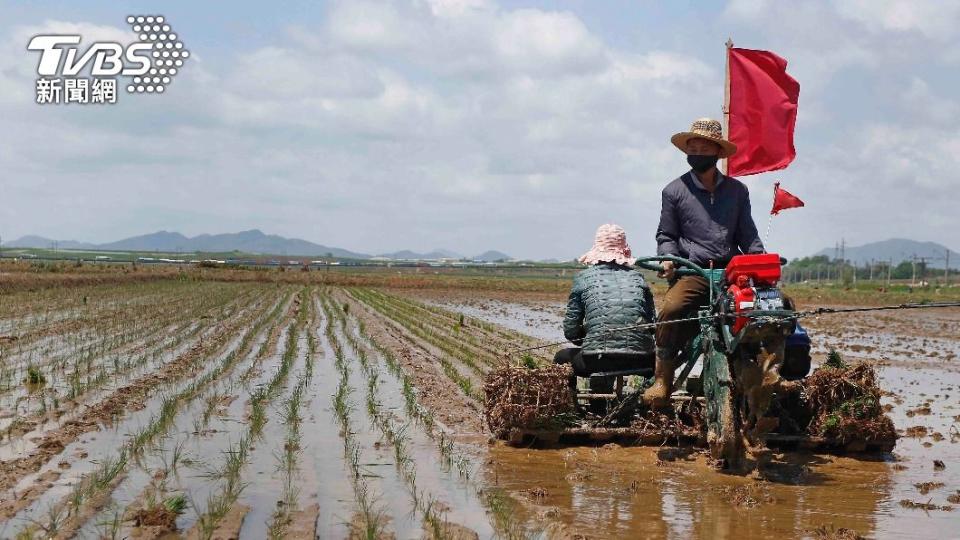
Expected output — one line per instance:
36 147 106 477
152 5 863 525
0 277 957 539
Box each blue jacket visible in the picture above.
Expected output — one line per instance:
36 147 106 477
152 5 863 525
656 171 764 267
563 263 656 355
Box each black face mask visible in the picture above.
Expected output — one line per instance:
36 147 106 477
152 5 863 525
687 154 719 173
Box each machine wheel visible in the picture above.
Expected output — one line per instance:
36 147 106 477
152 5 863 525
703 347 746 469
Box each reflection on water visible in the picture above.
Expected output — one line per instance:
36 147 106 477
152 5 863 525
486 443 894 539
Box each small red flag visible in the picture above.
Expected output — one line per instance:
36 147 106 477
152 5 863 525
771 182 804 215
727 47 800 177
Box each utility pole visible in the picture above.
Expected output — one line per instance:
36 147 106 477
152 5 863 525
887 258 892 287
869 258 874 281
945 249 951 286
841 238 846 284
911 254 917 286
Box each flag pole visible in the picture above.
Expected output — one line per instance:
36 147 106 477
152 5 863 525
765 181 779 246
722 38 733 175
764 209 774 246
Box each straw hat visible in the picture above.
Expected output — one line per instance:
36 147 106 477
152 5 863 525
579 224 635 266
670 118 737 158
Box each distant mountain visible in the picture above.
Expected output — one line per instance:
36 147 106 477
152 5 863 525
378 248 463 260
5 235 96 250
9 230 369 258
810 238 958 268
6 231 521 261
97 231 190 252
473 250 512 262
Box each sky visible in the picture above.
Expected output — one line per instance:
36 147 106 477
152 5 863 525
1 0 958 260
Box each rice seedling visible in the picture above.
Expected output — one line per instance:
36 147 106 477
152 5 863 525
25 364 45 386
164 493 188 514
95 508 123 540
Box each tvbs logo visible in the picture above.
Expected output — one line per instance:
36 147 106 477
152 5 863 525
28 15 189 105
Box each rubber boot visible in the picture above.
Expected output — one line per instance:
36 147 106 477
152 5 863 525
643 349 678 409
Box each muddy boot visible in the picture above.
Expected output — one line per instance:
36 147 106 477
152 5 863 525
642 349 678 410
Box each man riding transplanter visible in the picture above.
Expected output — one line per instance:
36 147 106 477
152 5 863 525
643 118 765 409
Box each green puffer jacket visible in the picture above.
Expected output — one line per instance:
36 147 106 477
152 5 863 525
563 262 656 355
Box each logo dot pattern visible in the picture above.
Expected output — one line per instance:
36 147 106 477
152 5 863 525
125 15 187 94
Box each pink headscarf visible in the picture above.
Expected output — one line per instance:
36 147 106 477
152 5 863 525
579 224 635 266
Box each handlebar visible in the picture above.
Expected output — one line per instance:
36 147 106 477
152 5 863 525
634 255 723 304
634 255 712 281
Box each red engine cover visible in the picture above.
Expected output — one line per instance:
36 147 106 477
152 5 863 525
725 253 782 287
726 253 782 333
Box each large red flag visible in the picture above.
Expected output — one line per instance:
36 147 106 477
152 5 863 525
770 182 804 215
726 47 800 177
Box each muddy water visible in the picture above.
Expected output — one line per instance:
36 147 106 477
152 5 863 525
440 297 960 539
486 365 960 540
426 298 563 342
874 364 959 538
488 443 900 539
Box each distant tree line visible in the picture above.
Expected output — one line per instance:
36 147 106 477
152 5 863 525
785 255 956 284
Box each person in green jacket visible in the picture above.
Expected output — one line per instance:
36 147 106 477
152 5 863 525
554 224 656 388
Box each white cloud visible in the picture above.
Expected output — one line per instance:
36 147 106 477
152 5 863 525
1 1 958 259
834 0 960 41
900 77 960 125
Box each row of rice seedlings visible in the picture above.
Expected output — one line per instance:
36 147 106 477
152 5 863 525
266 298 315 538
1 300 168 391
345 297 529 538
83 288 297 539
247 303 304 434
55 310 213 405
0 283 256 411
265 380 306 539
192 435 250 539
192 290 309 538
349 289 481 399
355 321 473 478
319 293 389 538
343 306 471 479
355 287 544 364
236 292 302 388
350 289 488 375
0 289 271 447
3 281 245 372
359 289 527 360
12 289 286 537
379 288 542 345
191 289 296 434
0 280 177 350
19 451 130 539
354 287 528 370
112 291 279 445
326 303 453 537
